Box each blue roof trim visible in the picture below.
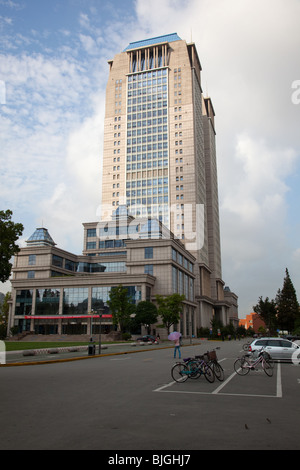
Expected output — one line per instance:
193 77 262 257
123 33 181 52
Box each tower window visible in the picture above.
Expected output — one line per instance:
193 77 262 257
145 247 153 259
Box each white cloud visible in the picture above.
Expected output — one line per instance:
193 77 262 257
219 134 298 312
222 134 297 223
1 0 300 315
293 248 300 260
133 0 300 313
79 34 98 55
79 12 90 29
0 15 12 26
34 94 105 253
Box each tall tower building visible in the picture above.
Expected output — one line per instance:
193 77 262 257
101 33 236 325
8 33 238 337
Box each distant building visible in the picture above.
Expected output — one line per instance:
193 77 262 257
239 313 266 333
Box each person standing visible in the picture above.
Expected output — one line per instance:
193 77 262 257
174 337 181 359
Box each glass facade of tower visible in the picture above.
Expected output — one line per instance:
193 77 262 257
126 68 169 226
9 34 239 340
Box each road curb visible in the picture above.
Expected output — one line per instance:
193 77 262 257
0 343 202 367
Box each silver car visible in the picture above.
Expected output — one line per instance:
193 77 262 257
249 337 300 361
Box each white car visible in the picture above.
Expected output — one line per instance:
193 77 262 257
249 337 300 361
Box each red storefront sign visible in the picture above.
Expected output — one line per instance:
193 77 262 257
24 315 112 320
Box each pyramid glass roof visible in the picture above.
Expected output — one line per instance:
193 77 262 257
26 228 56 247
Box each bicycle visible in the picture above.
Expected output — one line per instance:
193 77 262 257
234 348 274 377
185 356 215 382
171 356 215 383
242 348 274 369
203 349 225 382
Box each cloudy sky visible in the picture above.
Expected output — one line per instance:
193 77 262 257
1 0 300 316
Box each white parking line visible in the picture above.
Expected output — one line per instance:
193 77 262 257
276 362 282 397
154 381 178 392
154 362 282 398
154 382 214 395
211 370 236 394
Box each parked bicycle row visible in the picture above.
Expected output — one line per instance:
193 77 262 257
171 348 224 383
171 346 276 383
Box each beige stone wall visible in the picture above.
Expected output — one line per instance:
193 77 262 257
102 52 128 219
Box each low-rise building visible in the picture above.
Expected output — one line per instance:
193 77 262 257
9 209 198 337
239 312 266 333
8 208 238 338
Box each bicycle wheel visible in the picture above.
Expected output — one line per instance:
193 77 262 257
268 357 275 369
171 363 189 382
243 343 250 351
234 358 250 375
187 360 201 379
262 359 274 377
202 363 215 383
263 353 274 368
211 361 224 381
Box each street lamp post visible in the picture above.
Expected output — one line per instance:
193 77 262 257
98 310 103 354
91 307 104 353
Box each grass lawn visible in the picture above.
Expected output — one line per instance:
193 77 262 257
4 342 91 351
4 340 131 352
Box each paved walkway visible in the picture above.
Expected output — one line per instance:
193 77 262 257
2 339 201 366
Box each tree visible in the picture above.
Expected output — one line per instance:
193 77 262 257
135 301 158 334
253 296 278 335
293 316 300 336
236 324 247 337
107 285 136 333
0 210 24 283
156 293 185 334
276 268 300 333
210 317 223 338
0 291 11 339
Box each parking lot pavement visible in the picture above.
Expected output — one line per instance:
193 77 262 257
153 348 300 450
1 340 299 450
155 359 283 398
153 342 300 408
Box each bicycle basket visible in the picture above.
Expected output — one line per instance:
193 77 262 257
261 351 271 360
207 350 217 361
